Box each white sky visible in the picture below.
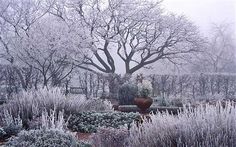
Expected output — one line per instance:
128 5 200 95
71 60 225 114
161 0 236 36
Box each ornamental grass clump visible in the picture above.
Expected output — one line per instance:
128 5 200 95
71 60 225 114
1 88 85 124
127 102 236 147
1 87 113 128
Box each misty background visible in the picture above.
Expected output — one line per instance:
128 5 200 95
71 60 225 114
144 0 236 74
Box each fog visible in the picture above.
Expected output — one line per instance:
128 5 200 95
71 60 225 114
162 0 236 36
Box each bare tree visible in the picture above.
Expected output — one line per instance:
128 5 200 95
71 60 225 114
15 17 78 87
53 0 203 75
0 0 79 88
192 24 236 73
0 0 205 98
0 0 50 91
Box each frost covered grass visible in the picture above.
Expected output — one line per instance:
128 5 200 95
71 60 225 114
0 88 113 128
127 102 236 147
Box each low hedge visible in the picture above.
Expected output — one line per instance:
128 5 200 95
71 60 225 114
67 111 140 133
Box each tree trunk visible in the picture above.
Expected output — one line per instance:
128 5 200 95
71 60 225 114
107 74 121 99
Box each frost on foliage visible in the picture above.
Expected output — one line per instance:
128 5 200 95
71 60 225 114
79 98 113 112
0 109 23 137
41 109 67 131
1 87 113 129
67 111 139 133
91 127 129 147
0 127 6 139
5 129 77 147
118 82 138 105
137 79 153 97
128 102 236 147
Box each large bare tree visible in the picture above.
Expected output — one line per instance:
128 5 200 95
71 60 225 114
52 0 204 75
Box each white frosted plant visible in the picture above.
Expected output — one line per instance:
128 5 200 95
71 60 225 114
0 109 23 137
127 102 236 147
41 109 68 131
2 109 22 127
2 87 113 129
5 129 78 147
3 88 69 121
137 79 153 97
79 98 113 112
91 127 129 147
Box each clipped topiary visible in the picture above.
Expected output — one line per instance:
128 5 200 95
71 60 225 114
5 129 77 147
118 83 138 105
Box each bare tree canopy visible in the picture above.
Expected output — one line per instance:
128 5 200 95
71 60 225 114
51 0 204 74
0 0 84 87
0 0 206 92
0 0 204 76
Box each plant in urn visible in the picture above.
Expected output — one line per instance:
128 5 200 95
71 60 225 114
134 75 153 112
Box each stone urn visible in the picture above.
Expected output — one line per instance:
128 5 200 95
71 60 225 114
134 97 153 111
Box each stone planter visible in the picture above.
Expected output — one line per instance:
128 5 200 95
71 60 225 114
134 97 153 111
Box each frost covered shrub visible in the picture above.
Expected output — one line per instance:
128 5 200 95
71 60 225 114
91 127 129 147
3 123 22 138
77 142 92 147
127 102 236 147
41 109 68 131
169 97 184 107
2 88 78 125
68 111 139 133
28 109 67 130
27 117 41 130
2 88 112 128
137 79 153 98
5 129 77 147
118 83 138 105
79 98 113 112
0 128 6 139
0 109 22 139
154 96 170 106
